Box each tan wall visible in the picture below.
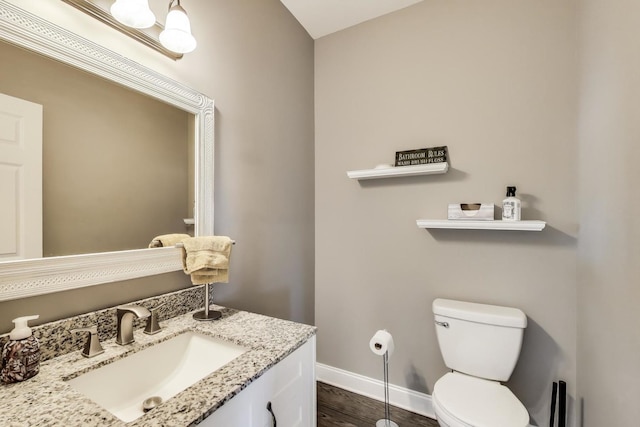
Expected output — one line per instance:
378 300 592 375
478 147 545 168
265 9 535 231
577 0 640 425
0 41 190 257
0 0 314 329
315 1 578 425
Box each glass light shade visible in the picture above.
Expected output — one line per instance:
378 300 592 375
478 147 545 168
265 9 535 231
110 0 156 29
159 5 197 54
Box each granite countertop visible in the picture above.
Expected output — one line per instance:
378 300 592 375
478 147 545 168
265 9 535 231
0 305 316 427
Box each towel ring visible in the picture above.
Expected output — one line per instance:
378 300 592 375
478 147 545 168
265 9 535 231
176 238 235 321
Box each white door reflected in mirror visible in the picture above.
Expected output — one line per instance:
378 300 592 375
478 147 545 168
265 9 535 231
0 93 42 261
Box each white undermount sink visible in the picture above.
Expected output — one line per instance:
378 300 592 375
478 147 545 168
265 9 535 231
66 331 248 422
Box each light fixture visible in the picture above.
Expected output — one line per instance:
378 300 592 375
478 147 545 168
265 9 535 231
109 0 197 55
159 0 197 54
110 0 156 29
62 0 189 59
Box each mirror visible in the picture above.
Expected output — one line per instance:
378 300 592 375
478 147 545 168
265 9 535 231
1 39 193 259
0 1 214 302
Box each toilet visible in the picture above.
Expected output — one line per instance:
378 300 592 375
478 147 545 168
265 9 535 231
432 298 530 427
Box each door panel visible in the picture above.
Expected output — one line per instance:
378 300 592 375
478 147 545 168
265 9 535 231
0 92 43 260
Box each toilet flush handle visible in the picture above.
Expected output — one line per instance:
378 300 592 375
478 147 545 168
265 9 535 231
435 321 449 328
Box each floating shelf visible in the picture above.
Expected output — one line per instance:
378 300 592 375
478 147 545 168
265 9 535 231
416 219 546 231
347 163 448 180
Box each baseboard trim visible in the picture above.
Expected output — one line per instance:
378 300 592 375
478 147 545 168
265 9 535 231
316 363 436 420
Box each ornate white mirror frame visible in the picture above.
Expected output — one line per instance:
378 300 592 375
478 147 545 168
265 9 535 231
0 0 214 302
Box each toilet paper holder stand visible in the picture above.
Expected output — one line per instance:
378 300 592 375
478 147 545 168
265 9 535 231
376 350 399 427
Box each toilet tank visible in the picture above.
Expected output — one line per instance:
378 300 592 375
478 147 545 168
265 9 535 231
433 298 527 382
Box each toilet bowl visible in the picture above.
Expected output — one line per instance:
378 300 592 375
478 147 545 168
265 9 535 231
432 372 529 427
432 299 529 427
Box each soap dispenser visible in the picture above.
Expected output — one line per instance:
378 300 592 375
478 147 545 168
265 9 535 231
1 315 40 384
502 186 521 221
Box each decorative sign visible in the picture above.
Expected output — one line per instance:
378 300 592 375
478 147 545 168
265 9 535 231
395 146 448 167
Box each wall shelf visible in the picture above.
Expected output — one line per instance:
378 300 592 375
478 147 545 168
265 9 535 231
347 163 448 180
416 219 546 231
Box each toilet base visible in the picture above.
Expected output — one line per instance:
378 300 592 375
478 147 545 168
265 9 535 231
376 419 399 427
433 394 470 427
432 372 529 427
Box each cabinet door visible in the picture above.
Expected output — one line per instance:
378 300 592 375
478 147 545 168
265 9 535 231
262 336 316 427
198 386 256 426
200 336 316 427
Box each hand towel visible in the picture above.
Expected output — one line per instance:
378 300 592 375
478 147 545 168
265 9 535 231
148 233 191 248
181 236 233 285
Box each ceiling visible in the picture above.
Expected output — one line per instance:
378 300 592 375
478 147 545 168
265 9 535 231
279 0 424 39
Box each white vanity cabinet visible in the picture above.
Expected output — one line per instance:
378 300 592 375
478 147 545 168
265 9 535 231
200 336 316 427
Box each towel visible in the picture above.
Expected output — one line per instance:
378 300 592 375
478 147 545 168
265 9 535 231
181 236 233 285
148 233 191 248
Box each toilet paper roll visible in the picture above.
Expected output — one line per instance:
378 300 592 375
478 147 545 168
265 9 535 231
369 330 394 358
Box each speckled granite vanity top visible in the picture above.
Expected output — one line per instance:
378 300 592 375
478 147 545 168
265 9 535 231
0 289 316 426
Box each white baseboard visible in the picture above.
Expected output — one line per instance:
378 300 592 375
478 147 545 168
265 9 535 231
316 363 436 420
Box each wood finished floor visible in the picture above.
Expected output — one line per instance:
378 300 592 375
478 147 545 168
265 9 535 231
317 382 439 427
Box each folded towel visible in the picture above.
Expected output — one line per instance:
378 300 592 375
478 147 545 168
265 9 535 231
181 236 233 285
148 233 191 248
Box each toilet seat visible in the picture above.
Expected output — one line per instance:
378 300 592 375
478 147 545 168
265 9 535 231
433 372 529 427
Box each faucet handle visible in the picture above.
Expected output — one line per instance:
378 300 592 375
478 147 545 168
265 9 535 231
144 303 165 335
70 325 105 358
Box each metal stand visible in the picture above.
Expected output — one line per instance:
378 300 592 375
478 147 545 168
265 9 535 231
376 351 399 427
192 283 221 321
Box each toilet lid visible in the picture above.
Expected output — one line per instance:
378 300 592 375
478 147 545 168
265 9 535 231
433 372 529 427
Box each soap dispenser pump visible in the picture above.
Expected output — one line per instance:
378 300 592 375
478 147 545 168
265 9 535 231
1 315 41 384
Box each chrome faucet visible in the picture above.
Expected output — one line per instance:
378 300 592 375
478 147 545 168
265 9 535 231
116 304 151 345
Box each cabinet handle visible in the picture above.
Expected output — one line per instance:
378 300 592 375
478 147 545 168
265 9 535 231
266 401 277 427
